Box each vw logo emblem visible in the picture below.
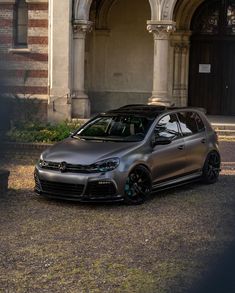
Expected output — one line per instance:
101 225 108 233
59 161 67 173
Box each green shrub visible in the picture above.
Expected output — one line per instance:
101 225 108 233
6 121 82 143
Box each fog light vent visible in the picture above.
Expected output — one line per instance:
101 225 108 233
86 181 117 197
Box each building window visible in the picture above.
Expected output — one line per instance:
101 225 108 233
191 0 235 35
191 0 220 35
15 0 28 47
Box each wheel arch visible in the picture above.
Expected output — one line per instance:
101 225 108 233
128 162 152 177
202 149 221 170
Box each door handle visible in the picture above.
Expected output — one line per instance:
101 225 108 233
178 145 184 150
201 138 206 144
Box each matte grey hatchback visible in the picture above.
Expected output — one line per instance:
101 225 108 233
35 105 221 204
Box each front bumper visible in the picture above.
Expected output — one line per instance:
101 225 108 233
34 166 126 202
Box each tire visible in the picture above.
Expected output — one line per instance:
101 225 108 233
124 165 152 205
202 151 221 184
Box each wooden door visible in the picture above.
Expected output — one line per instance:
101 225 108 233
223 41 235 115
189 40 223 115
189 0 235 115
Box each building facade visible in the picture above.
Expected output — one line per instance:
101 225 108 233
0 0 235 122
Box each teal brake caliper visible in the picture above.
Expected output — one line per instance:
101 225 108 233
125 178 133 197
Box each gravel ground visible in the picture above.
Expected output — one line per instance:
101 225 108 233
0 143 235 293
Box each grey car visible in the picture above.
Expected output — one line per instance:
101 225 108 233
34 105 221 204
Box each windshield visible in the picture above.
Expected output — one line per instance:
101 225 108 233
74 115 153 142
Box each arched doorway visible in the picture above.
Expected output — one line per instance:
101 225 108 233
86 0 153 113
189 0 235 115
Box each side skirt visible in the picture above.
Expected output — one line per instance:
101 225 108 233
152 171 202 192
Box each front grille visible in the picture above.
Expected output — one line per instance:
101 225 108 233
40 180 84 197
41 161 95 173
86 181 117 198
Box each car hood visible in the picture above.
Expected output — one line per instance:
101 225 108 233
42 137 140 165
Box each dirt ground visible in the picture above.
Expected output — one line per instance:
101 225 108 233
0 143 235 293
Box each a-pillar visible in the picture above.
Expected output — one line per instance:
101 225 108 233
147 21 176 106
72 20 92 118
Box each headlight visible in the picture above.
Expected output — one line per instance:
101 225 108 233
91 158 120 172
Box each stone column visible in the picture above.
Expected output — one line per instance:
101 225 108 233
72 20 92 118
147 21 176 106
48 0 73 123
171 31 191 106
181 44 189 106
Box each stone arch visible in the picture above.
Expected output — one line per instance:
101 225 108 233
173 0 205 30
95 0 118 29
162 0 205 27
148 0 160 20
73 0 93 20
162 0 176 20
73 0 159 21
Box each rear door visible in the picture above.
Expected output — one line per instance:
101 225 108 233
149 113 187 183
177 111 208 174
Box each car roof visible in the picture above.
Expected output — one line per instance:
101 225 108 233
106 105 166 118
103 104 206 119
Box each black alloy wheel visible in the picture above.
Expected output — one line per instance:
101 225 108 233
202 151 221 184
124 165 152 204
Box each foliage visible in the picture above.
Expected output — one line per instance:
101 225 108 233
6 121 81 143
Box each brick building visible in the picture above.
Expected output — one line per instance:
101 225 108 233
0 0 48 121
0 0 235 123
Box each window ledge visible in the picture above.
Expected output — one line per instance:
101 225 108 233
8 48 31 54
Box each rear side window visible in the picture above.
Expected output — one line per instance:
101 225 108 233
177 112 205 136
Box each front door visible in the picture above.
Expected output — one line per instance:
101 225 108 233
149 113 186 183
189 0 235 115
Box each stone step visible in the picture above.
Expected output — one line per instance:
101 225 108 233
214 129 235 136
218 135 235 140
212 123 235 130
212 123 235 137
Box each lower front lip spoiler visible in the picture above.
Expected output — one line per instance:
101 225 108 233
34 189 124 203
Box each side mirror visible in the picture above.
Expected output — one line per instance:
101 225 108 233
152 136 172 147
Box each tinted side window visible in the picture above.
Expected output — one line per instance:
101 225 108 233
177 112 204 136
155 114 181 140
